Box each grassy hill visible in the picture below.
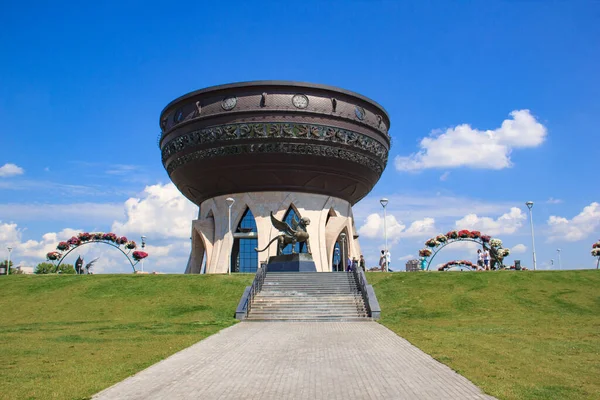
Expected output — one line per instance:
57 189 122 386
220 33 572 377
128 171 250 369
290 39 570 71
368 270 600 400
0 271 598 399
0 274 253 400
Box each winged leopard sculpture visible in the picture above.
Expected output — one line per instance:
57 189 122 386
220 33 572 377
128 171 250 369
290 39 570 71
255 211 311 255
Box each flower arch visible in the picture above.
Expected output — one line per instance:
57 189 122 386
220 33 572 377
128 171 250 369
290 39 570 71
46 232 148 273
418 230 510 271
592 240 600 269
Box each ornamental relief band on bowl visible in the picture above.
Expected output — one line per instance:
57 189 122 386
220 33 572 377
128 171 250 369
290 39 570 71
161 122 388 164
161 94 389 136
164 142 385 175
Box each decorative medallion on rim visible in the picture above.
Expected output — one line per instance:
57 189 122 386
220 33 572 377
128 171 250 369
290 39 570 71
221 96 237 111
355 106 366 120
174 108 184 124
292 94 309 109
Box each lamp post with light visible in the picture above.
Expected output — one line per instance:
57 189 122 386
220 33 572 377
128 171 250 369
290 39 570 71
140 236 146 272
380 198 389 272
226 197 235 275
525 201 537 271
340 232 346 272
557 248 562 270
6 247 12 275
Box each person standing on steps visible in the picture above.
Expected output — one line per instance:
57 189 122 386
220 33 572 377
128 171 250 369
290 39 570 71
346 256 352 272
359 255 366 272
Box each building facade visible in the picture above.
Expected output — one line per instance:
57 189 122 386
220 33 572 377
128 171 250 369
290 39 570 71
159 81 390 273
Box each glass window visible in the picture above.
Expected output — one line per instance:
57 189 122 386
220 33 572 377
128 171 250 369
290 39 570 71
231 208 258 273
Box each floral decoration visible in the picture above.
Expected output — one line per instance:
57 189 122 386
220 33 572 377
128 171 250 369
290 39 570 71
46 251 61 261
125 241 137 250
117 236 128 245
425 239 439 248
592 241 600 258
436 234 447 243
78 232 92 242
480 235 491 243
57 242 70 251
419 248 432 257
469 231 481 239
132 251 148 261
438 260 476 271
489 238 503 248
67 236 81 246
102 233 118 242
458 230 471 238
445 230 458 239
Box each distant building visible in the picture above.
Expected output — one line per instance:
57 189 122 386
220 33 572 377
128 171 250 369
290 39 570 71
15 266 34 274
405 260 421 272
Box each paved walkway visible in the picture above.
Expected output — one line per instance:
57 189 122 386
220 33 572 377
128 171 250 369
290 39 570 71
93 322 495 399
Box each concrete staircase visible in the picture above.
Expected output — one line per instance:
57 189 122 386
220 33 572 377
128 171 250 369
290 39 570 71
246 272 369 321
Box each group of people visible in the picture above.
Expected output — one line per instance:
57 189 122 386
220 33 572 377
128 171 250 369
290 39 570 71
477 248 491 271
345 255 366 272
378 249 390 272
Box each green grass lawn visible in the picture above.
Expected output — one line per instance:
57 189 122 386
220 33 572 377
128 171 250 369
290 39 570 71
1 272 598 400
368 270 600 400
0 274 253 400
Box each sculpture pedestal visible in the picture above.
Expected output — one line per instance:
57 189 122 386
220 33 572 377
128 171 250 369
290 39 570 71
266 253 317 272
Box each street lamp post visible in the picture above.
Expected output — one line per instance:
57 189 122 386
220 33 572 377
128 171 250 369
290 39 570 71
340 232 346 272
557 248 562 270
226 197 235 275
380 198 389 272
525 201 537 271
6 247 12 275
140 236 146 272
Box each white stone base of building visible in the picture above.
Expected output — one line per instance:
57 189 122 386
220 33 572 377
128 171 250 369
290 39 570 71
185 192 362 274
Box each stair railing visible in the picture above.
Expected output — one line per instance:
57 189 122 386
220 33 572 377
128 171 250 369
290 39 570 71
245 264 268 318
352 267 381 319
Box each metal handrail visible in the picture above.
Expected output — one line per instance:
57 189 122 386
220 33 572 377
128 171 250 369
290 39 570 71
245 264 268 317
352 267 372 316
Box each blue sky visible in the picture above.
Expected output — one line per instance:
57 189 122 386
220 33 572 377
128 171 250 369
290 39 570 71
1 1 599 272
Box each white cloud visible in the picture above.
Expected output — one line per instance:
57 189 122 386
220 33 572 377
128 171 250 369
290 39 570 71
547 202 600 242
511 244 527 253
0 221 21 244
455 207 525 235
546 197 563 204
358 214 436 243
0 163 24 177
111 183 197 239
358 214 405 242
439 171 450 181
395 110 547 171
398 254 416 261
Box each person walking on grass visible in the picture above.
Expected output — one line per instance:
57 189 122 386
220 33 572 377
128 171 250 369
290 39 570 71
477 249 484 271
483 248 490 270
379 250 386 272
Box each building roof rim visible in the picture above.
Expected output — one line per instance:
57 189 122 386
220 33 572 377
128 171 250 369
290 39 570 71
160 80 391 125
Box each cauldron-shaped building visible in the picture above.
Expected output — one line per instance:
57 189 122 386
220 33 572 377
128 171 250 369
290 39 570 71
159 81 390 273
